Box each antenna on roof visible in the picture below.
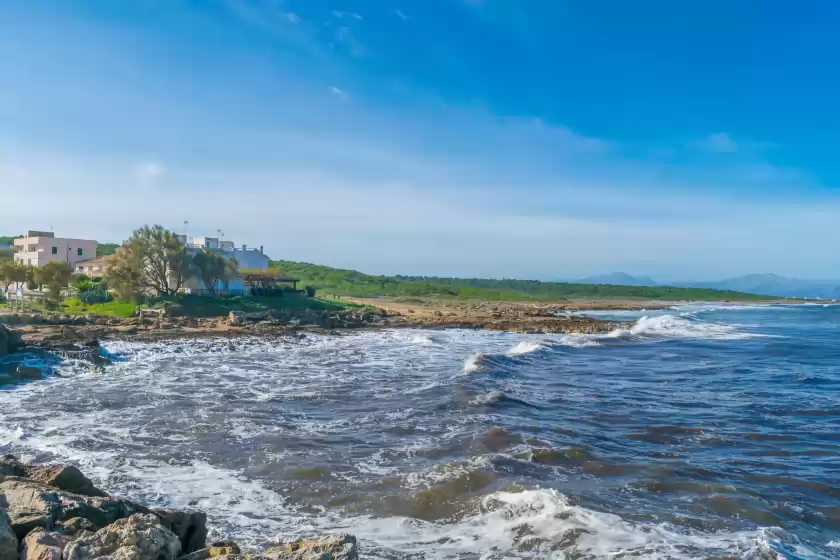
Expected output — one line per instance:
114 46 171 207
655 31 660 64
184 220 189 236
218 229 224 242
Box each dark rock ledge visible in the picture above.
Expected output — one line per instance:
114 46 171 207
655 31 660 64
0 455 358 560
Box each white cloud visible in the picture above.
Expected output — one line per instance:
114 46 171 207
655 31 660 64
700 132 738 153
328 85 348 101
284 12 300 25
395 9 409 20
135 161 165 182
3 150 840 280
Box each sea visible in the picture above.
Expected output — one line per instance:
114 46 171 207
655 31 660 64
1 304 838 559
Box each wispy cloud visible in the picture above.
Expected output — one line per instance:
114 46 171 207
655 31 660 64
395 9 409 21
328 85 348 102
698 132 738 153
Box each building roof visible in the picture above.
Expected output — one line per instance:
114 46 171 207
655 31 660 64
76 254 117 267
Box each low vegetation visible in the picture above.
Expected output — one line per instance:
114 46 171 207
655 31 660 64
270 260 778 302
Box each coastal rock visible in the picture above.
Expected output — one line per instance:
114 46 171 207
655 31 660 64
0 454 29 478
0 478 149 539
228 311 246 326
15 365 43 381
152 508 207 554
28 464 108 498
0 321 23 356
262 534 359 560
56 517 98 536
20 527 72 560
63 513 181 560
0 510 18 560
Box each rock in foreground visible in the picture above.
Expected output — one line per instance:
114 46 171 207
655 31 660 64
0 455 360 559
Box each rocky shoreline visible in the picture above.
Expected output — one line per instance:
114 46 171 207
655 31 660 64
0 455 357 559
0 305 629 367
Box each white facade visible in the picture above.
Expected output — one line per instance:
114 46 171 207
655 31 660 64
227 247 270 270
177 234 270 270
13 231 98 267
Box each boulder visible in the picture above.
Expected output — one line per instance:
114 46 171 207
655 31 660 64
15 365 43 381
152 508 207 554
228 311 246 327
0 510 18 560
262 534 358 560
0 454 29 477
0 321 23 356
56 517 98 536
28 465 108 497
61 326 79 341
20 528 72 560
0 478 149 539
63 513 181 560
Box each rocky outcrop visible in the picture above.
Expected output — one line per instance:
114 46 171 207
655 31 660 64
152 508 207 555
0 456 361 559
228 311 246 326
20 528 72 560
64 513 182 560
0 320 23 357
0 509 18 560
27 464 109 498
263 534 358 560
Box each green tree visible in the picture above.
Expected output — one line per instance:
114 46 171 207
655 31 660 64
0 262 30 294
107 225 192 297
191 250 233 295
105 247 144 301
34 261 74 305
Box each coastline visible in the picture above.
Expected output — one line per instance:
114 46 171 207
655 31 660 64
1 297 797 361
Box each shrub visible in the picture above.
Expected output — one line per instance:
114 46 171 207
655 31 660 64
304 285 317 298
76 285 113 305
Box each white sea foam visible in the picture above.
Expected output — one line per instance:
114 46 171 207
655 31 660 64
505 341 545 356
337 488 822 559
463 353 484 373
606 314 769 341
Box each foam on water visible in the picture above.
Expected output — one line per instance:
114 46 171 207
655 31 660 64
340 488 822 560
505 341 545 356
601 314 768 341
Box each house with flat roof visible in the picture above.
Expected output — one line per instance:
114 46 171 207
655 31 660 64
14 231 98 267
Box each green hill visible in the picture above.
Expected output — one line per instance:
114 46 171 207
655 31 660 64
269 260 778 302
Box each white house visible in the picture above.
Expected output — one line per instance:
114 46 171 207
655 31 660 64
14 231 98 267
177 235 270 270
175 234 270 295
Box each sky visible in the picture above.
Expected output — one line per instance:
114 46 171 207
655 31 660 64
2 0 840 281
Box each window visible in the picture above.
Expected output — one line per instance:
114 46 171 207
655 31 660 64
77 248 83 256
51 247 57 255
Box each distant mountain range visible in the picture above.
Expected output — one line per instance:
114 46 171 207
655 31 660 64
579 272 660 287
578 272 840 300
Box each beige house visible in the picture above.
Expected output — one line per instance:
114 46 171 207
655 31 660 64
75 254 117 278
14 231 98 267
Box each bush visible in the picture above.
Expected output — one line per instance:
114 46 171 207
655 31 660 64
305 285 317 298
76 285 113 305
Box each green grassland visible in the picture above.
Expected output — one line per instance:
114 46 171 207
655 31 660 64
61 293 347 318
270 260 777 302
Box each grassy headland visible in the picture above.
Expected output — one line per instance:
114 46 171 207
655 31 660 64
60 293 350 318
271 260 778 302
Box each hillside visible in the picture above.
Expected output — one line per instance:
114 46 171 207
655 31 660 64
270 260 776 302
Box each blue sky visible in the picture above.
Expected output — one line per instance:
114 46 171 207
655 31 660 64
2 0 840 280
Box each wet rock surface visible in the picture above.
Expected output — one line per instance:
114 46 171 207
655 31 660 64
0 456 360 559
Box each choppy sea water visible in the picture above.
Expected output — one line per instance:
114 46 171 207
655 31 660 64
1 304 839 559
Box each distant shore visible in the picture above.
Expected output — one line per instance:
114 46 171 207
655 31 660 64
1 296 798 362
